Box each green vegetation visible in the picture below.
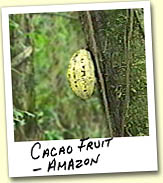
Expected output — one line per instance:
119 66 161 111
9 9 148 141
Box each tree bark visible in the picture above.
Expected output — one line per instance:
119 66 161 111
79 10 134 137
79 11 117 136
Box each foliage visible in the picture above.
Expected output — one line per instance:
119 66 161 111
9 9 148 141
10 12 106 141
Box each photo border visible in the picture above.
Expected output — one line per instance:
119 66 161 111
1 1 157 177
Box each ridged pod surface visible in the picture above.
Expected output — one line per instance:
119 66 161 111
67 49 95 99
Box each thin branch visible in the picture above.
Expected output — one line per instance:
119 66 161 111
86 11 113 137
134 9 144 39
121 9 134 136
121 11 128 136
12 46 33 67
40 13 78 20
11 68 23 76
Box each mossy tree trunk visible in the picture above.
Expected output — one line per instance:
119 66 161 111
79 9 142 137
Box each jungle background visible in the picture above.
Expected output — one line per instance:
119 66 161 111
9 9 149 141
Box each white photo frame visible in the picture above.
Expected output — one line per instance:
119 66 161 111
1 1 157 177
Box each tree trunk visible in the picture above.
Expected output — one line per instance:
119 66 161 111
79 10 134 136
10 14 37 141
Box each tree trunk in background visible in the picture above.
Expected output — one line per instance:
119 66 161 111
10 14 37 141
